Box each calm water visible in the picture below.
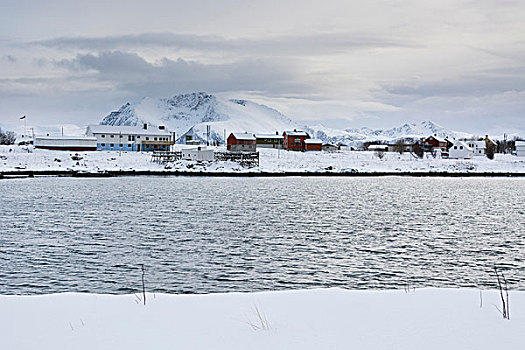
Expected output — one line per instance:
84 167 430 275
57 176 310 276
1 176 524 294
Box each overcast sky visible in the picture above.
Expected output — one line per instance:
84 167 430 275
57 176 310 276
1 0 524 134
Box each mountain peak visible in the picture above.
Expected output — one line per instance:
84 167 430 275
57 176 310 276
100 92 299 143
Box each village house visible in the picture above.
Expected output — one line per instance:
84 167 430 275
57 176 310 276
254 132 283 149
283 130 310 151
449 141 473 159
227 132 257 152
516 141 525 157
466 140 487 156
86 124 173 152
34 136 98 151
422 135 447 152
304 139 322 151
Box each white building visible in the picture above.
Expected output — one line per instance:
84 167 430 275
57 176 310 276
34 136 97 151
86 124 173 152
466 141 487 156
516 141 525 157
181 146 215 161
322 143 338 152
367 145 389 152
449 141 473 159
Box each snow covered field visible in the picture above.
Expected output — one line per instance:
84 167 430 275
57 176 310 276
2 288 523 350
1 145 524 174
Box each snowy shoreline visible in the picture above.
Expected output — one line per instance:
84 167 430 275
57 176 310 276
2 145 525 177
3 288 524 350
3 169 525 178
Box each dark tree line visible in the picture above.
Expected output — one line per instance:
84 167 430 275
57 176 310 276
0 128 16 145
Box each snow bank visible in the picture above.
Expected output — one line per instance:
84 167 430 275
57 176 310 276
1 145 524 174
2 288 524 350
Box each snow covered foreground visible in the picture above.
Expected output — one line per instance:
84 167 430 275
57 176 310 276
1 146 525 174
2 288 524 350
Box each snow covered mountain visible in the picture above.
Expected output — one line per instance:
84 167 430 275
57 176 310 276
308 121 471 146
100 92 299 143
100 92 472 145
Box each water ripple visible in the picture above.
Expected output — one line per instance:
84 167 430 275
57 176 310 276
1 176 524 294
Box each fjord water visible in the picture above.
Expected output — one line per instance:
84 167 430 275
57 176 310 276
1 176 524 294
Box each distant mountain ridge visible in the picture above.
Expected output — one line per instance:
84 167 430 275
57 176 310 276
100 92 470 144
308 120 471 146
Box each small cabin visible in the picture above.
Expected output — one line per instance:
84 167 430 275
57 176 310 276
182 146 215 161
227 133 256 152
304 139 322 151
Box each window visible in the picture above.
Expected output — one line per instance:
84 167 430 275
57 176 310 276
119 135 123 138
128 144 131 147
101 134 105 138
460 146 463 150
110 143 114 147
154 137 157 141
101 143 105 146
119 144 123 147
137 136 140 139
454 146 457 149
110 135 114 138
146 137 149 141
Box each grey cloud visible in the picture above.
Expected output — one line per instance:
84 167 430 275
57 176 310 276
55 51 312 96
382 73 525 99
34 32 415 55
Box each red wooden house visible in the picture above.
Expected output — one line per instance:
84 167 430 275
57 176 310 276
283 130 310 151
422 135 447 152
227 132 256 152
